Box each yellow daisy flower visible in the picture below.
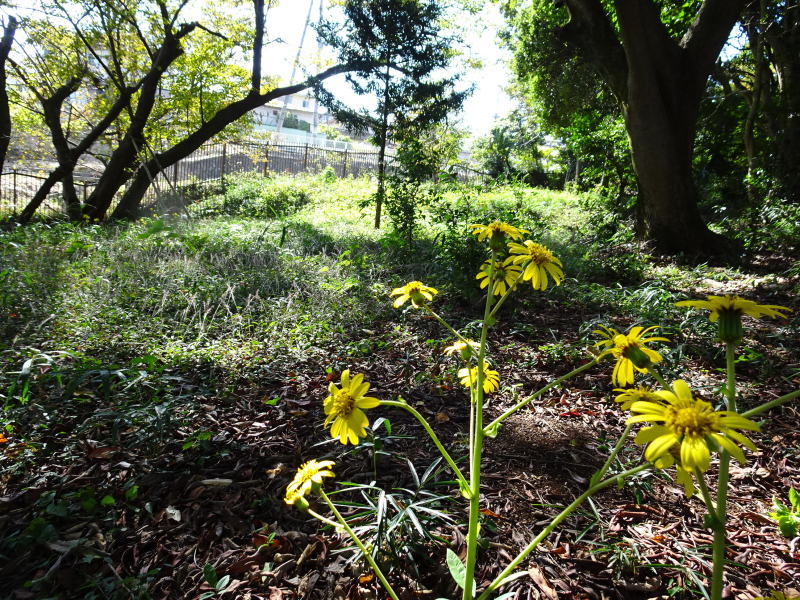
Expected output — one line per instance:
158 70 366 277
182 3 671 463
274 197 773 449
443 339 480 359
284 459 335 505
458 364 500 394
627 379 760 472
507 241 564 290
390 281 438 308
676 294 791 344
476 259 522 296
469 221 528 244
324 370 380 445
594 325 669 387
613 385 660 410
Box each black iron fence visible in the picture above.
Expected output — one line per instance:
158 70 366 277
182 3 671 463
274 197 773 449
0 140 487 217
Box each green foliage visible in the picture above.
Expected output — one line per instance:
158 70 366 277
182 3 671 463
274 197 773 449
769 488 800 539
333 458 456 578
191 174 312 218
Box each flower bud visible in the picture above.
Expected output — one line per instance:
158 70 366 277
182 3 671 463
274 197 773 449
622 345 653 370
293 496 310 513
717 310 743 345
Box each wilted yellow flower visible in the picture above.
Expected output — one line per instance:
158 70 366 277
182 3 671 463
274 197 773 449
507 241 563 290
676 294 791 344
284 459 335 505
613 385 660 410
444 339 480 359
469 221 528 244
595 325 669 387
476 259 522 296
324 370 380 445
390 281 438 308
458 364 500 393
627 380 760 472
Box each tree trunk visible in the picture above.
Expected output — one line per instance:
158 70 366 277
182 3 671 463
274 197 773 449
109 63 364 219
374 62 392 229
0 17 18 173
559 0 746 256
82 27 194 221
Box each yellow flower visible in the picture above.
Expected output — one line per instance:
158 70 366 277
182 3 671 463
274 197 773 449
613 385 660 410
284 459 335 505
469 221 528 244
507 241 564 290
675 294 791 321
444 339 480 359
324 370 380 445
627 380 760 472
458 363 500 394
476 259 522 296
390 281 438 308
676 294 791 344
594 325 669 387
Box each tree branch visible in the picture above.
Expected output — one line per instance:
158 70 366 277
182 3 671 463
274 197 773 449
558 0 628 101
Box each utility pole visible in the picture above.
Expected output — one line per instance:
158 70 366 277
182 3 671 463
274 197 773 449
275 0 315 135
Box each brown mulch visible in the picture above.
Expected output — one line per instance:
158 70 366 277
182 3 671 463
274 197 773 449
1 289 799 600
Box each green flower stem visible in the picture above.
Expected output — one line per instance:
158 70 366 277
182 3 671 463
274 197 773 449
694 469 719 518
380 400 470 494
649 369 669 389
308 508 345 530
742 388 800 418
710 343 738 600
424 306 467 342
476 463 651 600
488 268 526 320
320 489 400 600
483 357 600 434
590 423 634 486
462 250 497 600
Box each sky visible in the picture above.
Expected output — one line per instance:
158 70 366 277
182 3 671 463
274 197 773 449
261 0 515 140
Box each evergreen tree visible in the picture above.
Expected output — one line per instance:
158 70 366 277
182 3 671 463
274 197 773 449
318 0 468 228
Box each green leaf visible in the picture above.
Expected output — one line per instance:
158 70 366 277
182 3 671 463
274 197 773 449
125 485 139 501
100 495 116 506
789 487 799 510
484 421 501 438
495 593 516 600
777 517 798 539
446 548 467 590
203 563 218 588
216 575 230 591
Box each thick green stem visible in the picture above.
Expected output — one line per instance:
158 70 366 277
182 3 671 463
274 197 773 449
320 490 400 600
462 250 497 600
477 464 651 600
380 399 469 494
710 344 737 600
590 423 634 486
483 357 599 434
488 268 525 319
742 389 800 418
308 508 345 530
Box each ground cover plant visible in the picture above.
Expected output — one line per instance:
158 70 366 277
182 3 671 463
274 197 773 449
1 172 799 599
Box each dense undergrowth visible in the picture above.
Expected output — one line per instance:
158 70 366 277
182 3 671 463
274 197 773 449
1 173 798 599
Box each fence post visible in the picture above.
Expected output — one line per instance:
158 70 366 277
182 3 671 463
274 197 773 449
172 162 179 187
221 143 227 185
341 149 348 178
263 143 269 177
12 169 17 213
303 143 309 171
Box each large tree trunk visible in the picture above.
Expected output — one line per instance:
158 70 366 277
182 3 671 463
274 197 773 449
82 26 195 221
109 64 363 219
559 0 746 256
0 17 18 173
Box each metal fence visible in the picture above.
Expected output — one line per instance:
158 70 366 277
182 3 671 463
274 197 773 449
0 140 487 217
